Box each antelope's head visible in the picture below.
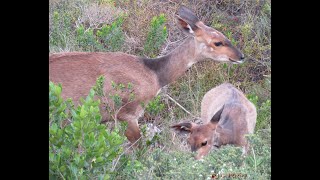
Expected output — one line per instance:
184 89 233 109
176 5 244 64
171 106 225 160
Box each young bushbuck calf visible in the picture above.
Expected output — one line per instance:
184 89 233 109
171 83 256 160
49 6 244 144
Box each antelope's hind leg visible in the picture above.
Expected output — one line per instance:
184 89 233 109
116 101 144 145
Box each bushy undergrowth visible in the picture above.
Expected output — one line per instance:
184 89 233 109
247 93 271 131
49 0 271 179
114 129 270 179
143 14 168 58
49 80 270 179
49 82 127 179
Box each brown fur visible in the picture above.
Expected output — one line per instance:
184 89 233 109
171 83 256 159
49 6 244 145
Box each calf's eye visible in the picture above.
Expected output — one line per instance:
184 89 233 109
201 141 207 146
214 42 223 46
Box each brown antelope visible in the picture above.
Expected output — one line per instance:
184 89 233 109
171 83 256 160
49 6 244 144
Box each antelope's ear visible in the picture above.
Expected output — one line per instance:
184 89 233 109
170 122 196 133
176 5 201 35
210 105 224 123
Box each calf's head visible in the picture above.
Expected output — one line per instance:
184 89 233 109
171 106 224 160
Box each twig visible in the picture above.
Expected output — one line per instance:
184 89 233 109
114 100 137 126
165 94 197 119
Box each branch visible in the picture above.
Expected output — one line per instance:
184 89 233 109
165 94 198 119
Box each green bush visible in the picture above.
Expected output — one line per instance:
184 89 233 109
75 16 125 52
143 14 168 58
76 24 103 51
144 95 165 117
96 17 125 52
98 79 136 122
247 94 271 131
256 99 271 130
49 10 76 51
49 82 126 179
49 82 69 125
116 129 271 179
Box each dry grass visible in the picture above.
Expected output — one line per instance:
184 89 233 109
75 3 123 29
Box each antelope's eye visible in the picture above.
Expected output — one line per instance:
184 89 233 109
201 141 207 146
214 42 223 46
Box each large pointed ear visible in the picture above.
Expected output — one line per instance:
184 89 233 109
210 105 224 123
170 122 196 133
176 5 200 35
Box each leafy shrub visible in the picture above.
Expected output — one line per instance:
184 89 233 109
76 25 103 51
49 82 69 125
75 16 125 52
247 94 259 107
97 17 125 52
247 94 271 131
49 10 75 51
143 14 168 58
116 129 271 179
256 99 271 130
96 78 136 122
144 95 165 117
49 82 126 179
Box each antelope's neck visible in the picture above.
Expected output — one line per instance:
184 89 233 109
142 37 198 87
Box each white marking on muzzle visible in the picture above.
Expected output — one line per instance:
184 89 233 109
187 24 194 34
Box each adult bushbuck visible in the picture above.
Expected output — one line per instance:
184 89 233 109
171 83 256 160
49 6 244 144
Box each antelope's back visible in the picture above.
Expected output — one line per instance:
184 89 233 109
201 83 256 133
201 83 235 124
49 52 159 104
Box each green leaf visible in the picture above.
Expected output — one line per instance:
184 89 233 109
60 165 66 172
80 106 87 118
57 129 63 138
98 147 104 154
96 157 104 163
54 85 62 95
223 63 227 68
69 164 78 177
50 123 58 135
74 154 80 164
71 109 78 119
64 148 71 157
104 174 110 180
49 152 54 162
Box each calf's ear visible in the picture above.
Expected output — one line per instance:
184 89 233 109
170 122 196 133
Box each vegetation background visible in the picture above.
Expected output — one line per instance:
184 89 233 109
49 0 271 179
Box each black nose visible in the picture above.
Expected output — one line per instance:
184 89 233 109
240 54 245 60
191 146 197 152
